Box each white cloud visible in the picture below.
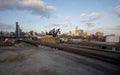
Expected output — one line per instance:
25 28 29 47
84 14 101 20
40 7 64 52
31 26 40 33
65 16 71 20
46 6 55 11
80 12 105 21
91 25 120 35
81 21 95 27
114 5 120 17
80 12 106 27
85 22 95 27
106 25 120 30
88 12 105 21
19 0 44 8
0 23 14 29
51 21 72 27
51 16 72 27
0 0 18 10
0 0 55 18
80 13 86 18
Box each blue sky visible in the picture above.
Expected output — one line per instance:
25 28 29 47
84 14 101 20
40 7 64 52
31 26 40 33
0 0 120 35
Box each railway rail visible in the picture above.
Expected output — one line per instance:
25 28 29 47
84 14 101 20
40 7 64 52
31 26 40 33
17 40 120 66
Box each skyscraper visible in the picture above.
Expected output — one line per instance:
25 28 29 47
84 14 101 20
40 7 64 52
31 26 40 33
75 25 84 36
15 22 21 37
75 26 79 36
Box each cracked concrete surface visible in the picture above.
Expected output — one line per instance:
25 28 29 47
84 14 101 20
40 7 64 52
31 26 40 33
0 43 120 75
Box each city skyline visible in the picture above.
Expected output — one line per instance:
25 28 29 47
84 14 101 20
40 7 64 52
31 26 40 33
0 0 120 35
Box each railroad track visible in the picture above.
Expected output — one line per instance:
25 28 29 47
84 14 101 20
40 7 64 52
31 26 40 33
43 43 120 65
18 40 120 66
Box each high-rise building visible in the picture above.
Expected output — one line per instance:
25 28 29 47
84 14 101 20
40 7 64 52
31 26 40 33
15 22 21 37
75 26 79 36
75 25 84 36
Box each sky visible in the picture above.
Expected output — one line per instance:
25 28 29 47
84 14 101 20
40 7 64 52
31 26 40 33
0 0 120 35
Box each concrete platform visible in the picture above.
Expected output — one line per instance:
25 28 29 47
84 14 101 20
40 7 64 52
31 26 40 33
0 44 120 75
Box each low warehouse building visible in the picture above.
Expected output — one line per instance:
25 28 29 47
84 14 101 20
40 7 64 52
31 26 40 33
105 35 120 43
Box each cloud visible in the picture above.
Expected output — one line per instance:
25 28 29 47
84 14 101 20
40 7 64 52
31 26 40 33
0 0 18 10
88 12 105 21
46 6 55 11
85 22 95 27
94 25 120 32
0 23 14 30
51 21 72 27
51 16 72 27
106 25 120 30
114 5 120 17
81 21 95 27
80 12 105 21
65 16 71 21
88 24 120 36
19 0 44 8
80 12 105 27
0 0 55 18
80 13 86 18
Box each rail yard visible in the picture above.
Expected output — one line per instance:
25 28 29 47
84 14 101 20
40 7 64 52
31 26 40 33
0 42 120 75
0 39 120 75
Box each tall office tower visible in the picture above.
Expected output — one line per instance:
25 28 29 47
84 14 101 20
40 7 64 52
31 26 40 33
15 22 21 37
75 26 79 36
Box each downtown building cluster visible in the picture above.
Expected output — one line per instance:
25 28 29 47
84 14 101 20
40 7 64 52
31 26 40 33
0 22 39 37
